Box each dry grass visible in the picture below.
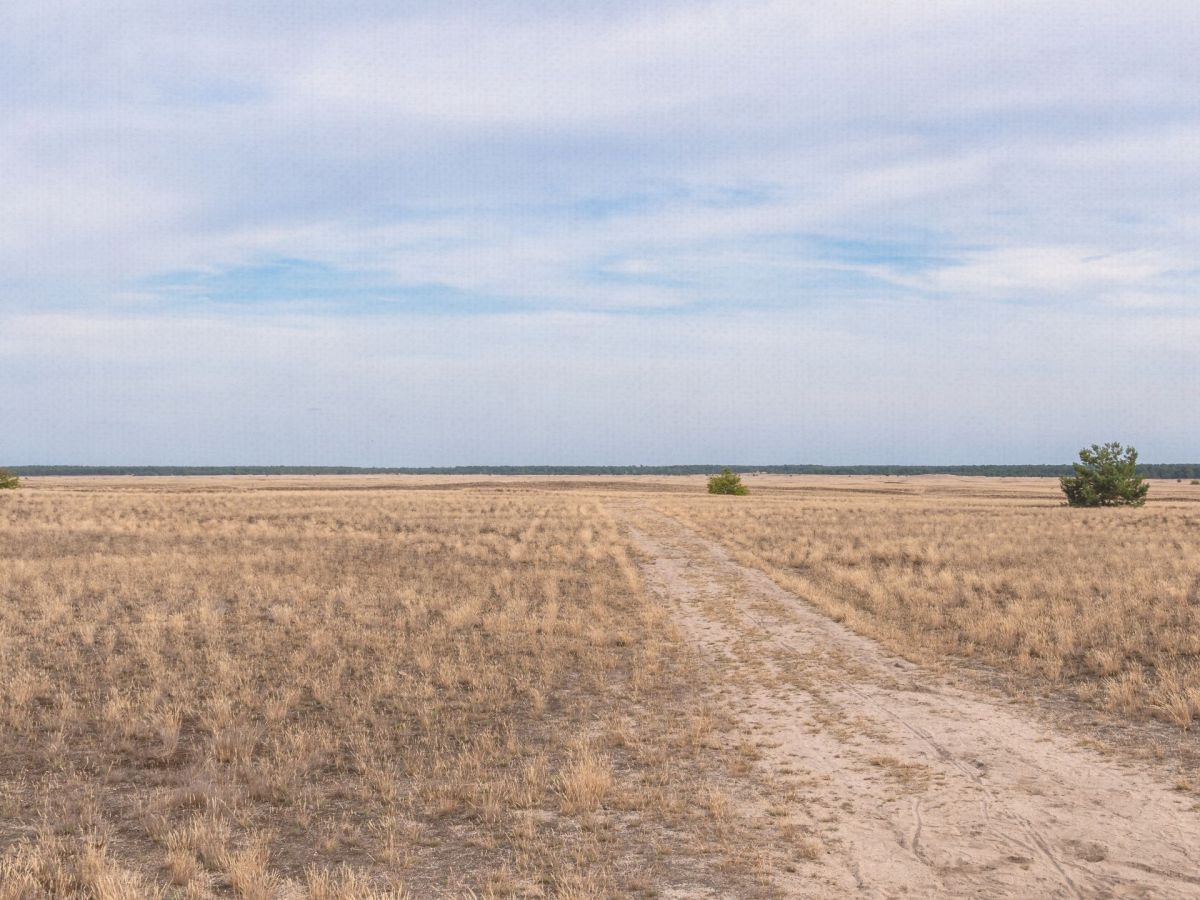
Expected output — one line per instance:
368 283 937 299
9 472 1190 895
0 481 782 897
659 476 1200 728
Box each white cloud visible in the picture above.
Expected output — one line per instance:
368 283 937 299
2 1 1198 459
890 246 1197 306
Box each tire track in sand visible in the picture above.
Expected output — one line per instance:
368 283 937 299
610 500 1200 899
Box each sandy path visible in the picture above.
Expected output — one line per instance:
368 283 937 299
609 501 1200 899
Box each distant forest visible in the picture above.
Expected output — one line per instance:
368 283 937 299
11 464 1200 478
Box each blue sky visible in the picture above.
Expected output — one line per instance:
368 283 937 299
2 1 1198 464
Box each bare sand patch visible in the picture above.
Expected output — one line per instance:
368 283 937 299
613 500 1200 898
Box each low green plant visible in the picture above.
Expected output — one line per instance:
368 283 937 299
707 467 748 496
1059 443 1147 507
0 469 20 490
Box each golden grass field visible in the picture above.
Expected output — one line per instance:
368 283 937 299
0 474 1197 897
0 479 798 898
658 475 1200 728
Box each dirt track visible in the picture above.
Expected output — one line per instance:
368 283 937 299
611 501 1200 899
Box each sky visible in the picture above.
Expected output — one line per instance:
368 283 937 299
2 1 1198 465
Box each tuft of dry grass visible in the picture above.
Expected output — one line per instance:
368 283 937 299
0 480 786 896
0 835 158 900
659 476 1200 727
557 746 614 815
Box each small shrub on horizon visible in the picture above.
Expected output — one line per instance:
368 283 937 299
707 467 748 496
0 469 19 490
1059 443 1148 507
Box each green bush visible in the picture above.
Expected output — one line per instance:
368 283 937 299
0 469 19 490
1060 443 1148 507
707 467 748 496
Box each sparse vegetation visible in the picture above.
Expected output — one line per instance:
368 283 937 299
0 480 794 896
662 476 1200 728
4 472 1196 895
1060 442 1148 507
708 468 748 496
0 469 19 490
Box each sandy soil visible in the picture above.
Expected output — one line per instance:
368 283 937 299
610 500 1200 899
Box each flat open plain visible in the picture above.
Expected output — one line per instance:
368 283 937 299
1 476 1197 897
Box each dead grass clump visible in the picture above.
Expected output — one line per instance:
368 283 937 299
558 746 614 814
0 835 157 900
307 863 411 899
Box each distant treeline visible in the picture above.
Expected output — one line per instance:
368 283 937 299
11 463 1200 478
